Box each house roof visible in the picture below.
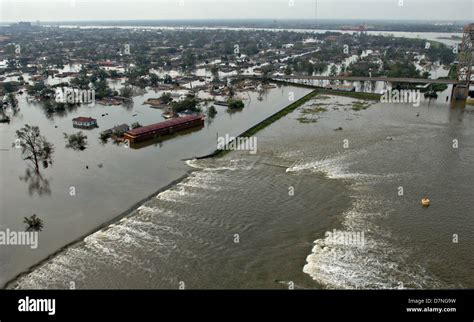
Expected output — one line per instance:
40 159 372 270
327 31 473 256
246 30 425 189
126 115 202 136
73 117 96 122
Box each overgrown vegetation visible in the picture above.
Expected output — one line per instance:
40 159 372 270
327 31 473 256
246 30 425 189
351 101 372 111
64 131 88 151
207 105 217 118
171 96 201 114
227 99 245 110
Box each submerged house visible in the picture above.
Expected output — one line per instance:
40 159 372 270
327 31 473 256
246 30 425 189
72 117 98 129
123 115 204 143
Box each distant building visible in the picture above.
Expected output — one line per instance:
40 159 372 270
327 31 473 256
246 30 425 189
72 117 98 129
9 22 36 30
327 85 355 92
124 115 204 143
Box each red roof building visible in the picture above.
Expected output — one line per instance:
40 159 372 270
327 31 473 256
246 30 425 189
124 115 204 143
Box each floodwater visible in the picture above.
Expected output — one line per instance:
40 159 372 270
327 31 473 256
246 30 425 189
7 92 474 289
0 83 311 287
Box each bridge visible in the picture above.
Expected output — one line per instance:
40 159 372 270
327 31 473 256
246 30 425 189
270 75 460 85
450 23 474 106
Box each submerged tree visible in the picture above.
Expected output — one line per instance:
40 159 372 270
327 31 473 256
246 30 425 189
329 65 338 84
207 105 217 118
64 131 88 151
13 125 54 174
24 214 44 232
131 122 142 129
160 92 173 104
119 85 134 98
210 65 219 83
227 98 245 110
7 93 18 108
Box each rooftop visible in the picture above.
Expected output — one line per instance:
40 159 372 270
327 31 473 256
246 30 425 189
126 115 202 136
73 117 96 122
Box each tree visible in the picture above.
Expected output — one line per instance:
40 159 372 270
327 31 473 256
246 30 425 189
13 125 54 174
64 131 88 151
24 214 44 231
207 105 217 118
163 74 173 84
43 100 55 113
210 65 219 82
27 81 46 96
171 97 200 114
181 50 196 71
329 65 338 84
120 85 134 98
3 82 15 93
149 73 160 86
261 65 273 83
93 79 112 99
227 99 244 110
7 93 17 108
160 92 173 104
131 122 142 129
306 62 314 76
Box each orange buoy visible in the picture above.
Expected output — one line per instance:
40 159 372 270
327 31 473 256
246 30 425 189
421 197 430 207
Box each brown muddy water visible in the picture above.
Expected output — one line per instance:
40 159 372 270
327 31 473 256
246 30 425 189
5 90 474 289
0 85 312 287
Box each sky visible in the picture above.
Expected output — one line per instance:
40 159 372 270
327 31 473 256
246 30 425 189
0 0 472 22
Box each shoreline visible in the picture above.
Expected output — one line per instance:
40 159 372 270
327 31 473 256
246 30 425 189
3 88 380 289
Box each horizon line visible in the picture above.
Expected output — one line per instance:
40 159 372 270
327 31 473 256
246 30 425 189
1 18 470 24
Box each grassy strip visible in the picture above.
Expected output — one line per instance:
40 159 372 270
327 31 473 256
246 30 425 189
318 88 381 101
352 101 372 111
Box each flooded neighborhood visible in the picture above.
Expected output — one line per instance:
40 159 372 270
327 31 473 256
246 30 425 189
0 2 473 317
